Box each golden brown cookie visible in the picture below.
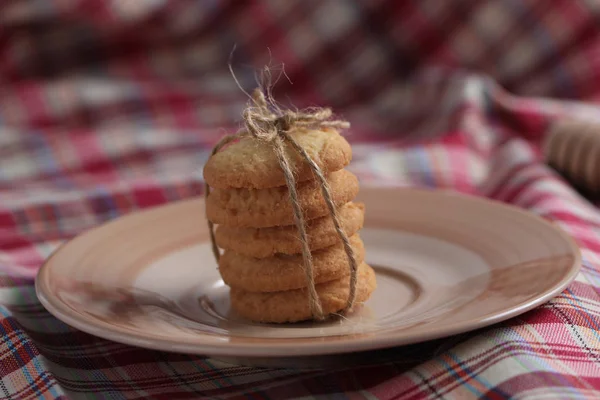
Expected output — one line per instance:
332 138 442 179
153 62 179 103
206 169 359 228
229 262 377 323
215 202 365 258
203 128 352 189
219 234 365 292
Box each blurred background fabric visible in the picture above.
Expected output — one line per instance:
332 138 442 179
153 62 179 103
1 0 600 399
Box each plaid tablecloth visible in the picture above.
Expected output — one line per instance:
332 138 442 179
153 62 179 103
1 1 600 399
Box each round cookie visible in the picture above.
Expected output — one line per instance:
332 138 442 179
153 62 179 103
206 169 359 228
215 202 365 258
229 262 377 323
219 234 365 292
203 127 352 189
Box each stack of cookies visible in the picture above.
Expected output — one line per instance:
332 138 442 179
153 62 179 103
203 127 376 323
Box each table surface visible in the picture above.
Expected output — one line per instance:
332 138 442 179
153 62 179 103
1 1 600 399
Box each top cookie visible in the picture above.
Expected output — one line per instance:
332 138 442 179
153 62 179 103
203 127 352 189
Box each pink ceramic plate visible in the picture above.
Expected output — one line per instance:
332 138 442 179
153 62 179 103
36 187 580 368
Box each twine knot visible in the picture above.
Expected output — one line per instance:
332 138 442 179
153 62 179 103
206 87 357 321
242 89 346 142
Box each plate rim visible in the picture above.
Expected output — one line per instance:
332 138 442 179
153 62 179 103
35 187 582 358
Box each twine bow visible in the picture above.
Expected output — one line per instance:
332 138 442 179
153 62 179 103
205 88 358 320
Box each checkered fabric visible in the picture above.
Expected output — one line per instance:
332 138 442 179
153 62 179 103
1 0 600 399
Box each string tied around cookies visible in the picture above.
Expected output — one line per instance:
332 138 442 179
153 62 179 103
205 86 359 320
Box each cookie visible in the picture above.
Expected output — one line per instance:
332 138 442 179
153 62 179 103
219 234 365 292
229 262 376 323
215 202 365 258
206 169 359 228
203 127 352 189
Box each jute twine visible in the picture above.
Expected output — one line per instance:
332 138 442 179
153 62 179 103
205 87 359 320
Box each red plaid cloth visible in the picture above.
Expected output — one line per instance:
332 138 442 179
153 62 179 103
1 1 600 398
